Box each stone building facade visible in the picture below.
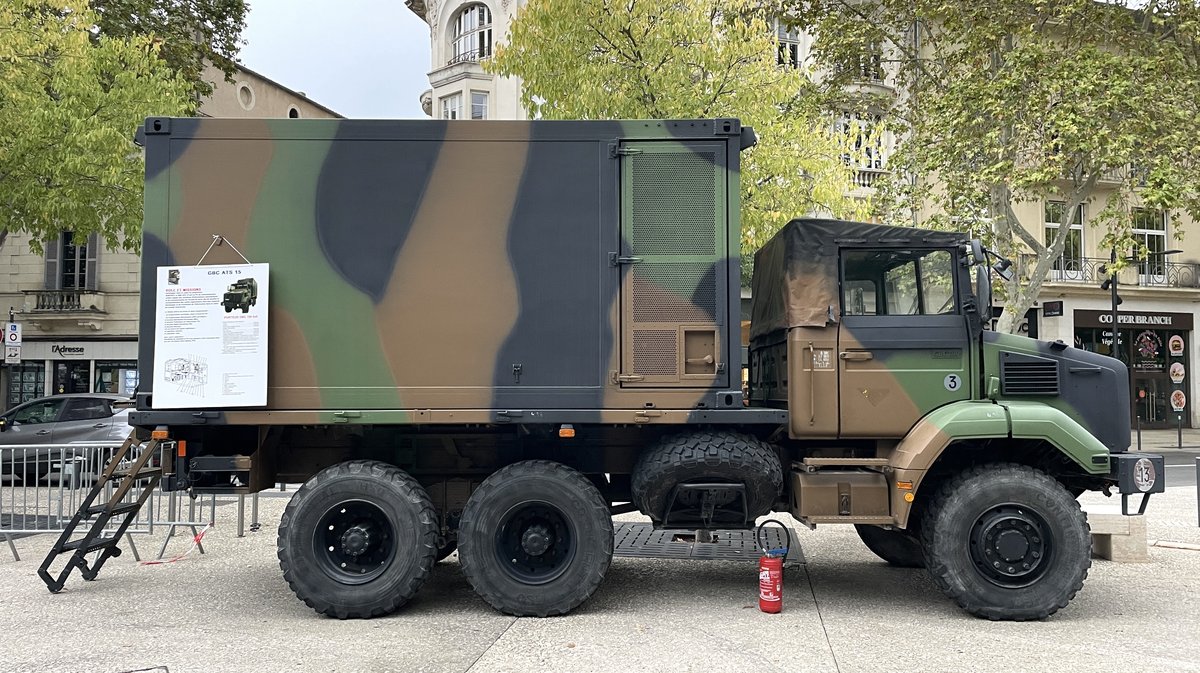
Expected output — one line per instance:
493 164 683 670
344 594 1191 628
0 67 340 410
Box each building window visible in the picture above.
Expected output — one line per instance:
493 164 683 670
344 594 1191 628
451 3 492 65
287 106 301 119
776 20 801 69
1044 201 1084 278
44 231 98 291
237 83 255 111
441 93 463 120
471 91 488 120
1133 208 1167 277
835 111 884 170
4 361 45 410
839 42 883 83
95 361 138 396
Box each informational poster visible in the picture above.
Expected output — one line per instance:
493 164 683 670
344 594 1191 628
152 264 269 408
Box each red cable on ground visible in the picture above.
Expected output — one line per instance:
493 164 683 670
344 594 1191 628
140 523 213 566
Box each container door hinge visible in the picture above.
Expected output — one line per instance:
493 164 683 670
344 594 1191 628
608 143 643 158
495 410 524 423
332 411 362 423
189 411 219 424
612 371 645 383
634 410 663 423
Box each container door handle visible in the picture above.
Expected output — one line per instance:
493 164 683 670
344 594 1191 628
839 351 874 362
808 342 816 426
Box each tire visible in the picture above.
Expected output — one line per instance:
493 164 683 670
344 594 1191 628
278 460 438 619
920 463 1091 621
458 460 613 617
224 306 231 313
855 524 925 568
631 432 782 524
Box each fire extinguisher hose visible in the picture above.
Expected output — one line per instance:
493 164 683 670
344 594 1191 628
756 518 792 558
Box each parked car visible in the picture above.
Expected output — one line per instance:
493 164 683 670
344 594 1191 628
0 394 134 483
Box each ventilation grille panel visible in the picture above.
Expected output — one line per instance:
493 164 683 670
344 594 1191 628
633 330 678 376
630 152 717 256
1001 353 1060 396
632 264 717 323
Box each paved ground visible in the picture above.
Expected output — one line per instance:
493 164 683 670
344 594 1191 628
0 476 1197 673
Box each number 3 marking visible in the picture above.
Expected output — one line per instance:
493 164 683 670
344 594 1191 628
944 374 960 391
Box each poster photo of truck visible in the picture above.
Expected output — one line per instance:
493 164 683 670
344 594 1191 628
222 277 258 313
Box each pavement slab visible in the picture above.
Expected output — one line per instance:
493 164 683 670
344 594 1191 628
0 484 1197 673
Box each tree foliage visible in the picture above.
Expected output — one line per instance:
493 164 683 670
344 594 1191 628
92 0 249 100
784 0 1200 332
489 0 869 260
0 0 192 253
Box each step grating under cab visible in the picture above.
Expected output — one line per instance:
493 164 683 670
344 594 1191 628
613 522 804 564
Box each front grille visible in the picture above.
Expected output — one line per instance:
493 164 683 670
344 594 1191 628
1001 352 1060 395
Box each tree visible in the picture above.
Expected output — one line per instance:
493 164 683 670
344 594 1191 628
0 0 192 253
91 0 250 101
488 0 869 265
784 0 1200 332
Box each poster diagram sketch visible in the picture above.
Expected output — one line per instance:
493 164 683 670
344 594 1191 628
222 277 258 313
163 356 208 397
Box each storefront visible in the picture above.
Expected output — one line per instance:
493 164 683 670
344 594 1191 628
1074 309 1191 429
2 339 138 411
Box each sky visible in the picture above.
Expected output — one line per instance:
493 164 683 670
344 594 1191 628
237 0 432 119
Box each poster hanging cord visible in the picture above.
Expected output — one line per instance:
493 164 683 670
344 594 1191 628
194 234 253 266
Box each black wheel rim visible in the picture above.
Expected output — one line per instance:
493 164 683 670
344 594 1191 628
493 501 576 585
312 499 396 585
969 503 1053 588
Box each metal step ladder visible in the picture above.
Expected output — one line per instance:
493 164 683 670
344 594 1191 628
38 436 163 592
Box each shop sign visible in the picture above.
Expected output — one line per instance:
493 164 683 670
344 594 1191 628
1075 309 1194 330
1134 331 1164 371
1170 362 1185 384
1171 390 1187 412
1169 335 1185 357
1043 301 1064 318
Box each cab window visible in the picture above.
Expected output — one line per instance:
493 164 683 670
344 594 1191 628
842 249 957 316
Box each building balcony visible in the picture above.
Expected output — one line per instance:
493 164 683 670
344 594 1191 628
1022 255 1200 289
852 167 889 190
17 289 107 331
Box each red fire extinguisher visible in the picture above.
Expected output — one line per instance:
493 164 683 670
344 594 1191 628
757 519 791 614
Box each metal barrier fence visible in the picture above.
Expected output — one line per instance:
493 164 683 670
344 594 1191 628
0 442 244 562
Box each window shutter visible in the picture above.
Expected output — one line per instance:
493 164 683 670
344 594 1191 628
43 235 61 290
84 233 100 291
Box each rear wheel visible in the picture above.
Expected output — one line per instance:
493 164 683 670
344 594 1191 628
458 460 613 617
278 460 438 619
855 524 925 568
920 463 1090 621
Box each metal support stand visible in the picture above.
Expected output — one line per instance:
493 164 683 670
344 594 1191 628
125 533 140 562
237 494 245 538
1136 416 1142 451
4 533 18 562
250 493 260 532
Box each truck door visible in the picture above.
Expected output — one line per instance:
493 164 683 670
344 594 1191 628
838 247 970 436
615 141 728 388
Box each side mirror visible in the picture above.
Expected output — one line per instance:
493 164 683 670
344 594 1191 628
992 258 1014 282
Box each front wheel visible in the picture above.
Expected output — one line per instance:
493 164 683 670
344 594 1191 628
920 463 1091 621
458 460 613 617
855 524 925 568
278 460 438 619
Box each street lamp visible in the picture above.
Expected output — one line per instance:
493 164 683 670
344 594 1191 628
1099 247 1183 359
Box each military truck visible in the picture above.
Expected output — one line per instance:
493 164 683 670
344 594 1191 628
221 277 258 313
56 117 1164 621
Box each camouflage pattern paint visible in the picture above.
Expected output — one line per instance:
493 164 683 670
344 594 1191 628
134 118 761 428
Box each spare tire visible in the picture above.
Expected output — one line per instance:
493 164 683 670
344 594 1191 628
631 432 783 524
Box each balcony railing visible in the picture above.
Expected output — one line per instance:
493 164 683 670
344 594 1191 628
852 167 889 190
446 49 491 66
1021 255 1200 289
21 289 105 313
